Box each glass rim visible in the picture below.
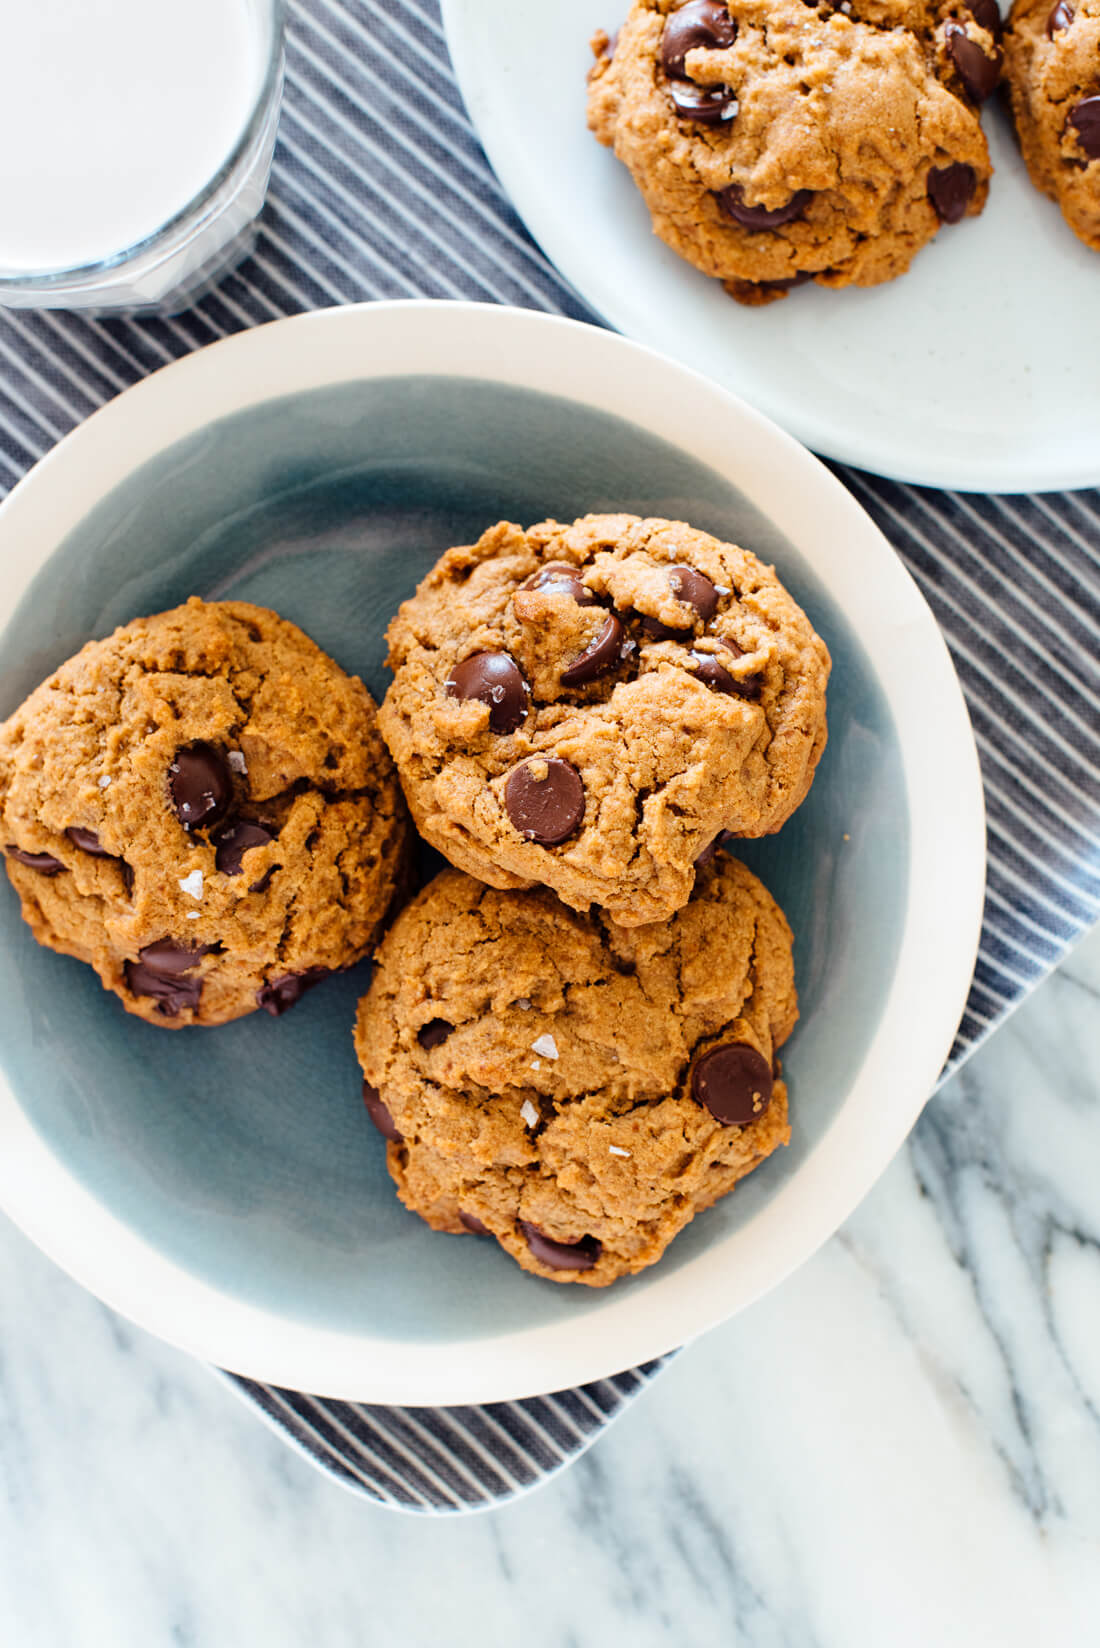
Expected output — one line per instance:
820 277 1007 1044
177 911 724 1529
0 0 287 292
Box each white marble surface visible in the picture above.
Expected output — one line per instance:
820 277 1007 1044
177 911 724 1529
2 926 1099 1648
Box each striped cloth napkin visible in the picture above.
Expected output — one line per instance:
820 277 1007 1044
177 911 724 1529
0 0 1095 1513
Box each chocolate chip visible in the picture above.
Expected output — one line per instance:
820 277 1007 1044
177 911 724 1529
66 826 113 857
1045 0 1073 31
124 938 206 1016
168 743 233 832
459 1211 491 1236
669 565 719 622
363 1079 403 1142
520 562 600 606
560 613 626 687
248 867 275 895
695 830 734 869
661 1 737 78
717 185 813 229
5 845 65 875
212 818 276 876
641 613 694 642
969 0 1004 36
688 651 739 693
120 861 135 896
928 162 977 223
1067 97 1100 159
519 1221 602 1272
417 1017 454 1049
504 758 585 845
256 967 330 1016
692 1043 774 1125
944 22 1001 102
669 81 739 123
446 652 528 735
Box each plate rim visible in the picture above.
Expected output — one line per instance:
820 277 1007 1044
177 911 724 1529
0 300 986 1402
439 0 1100 495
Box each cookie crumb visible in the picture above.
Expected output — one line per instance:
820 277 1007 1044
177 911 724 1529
178 868 204 900
521 1098 540 1128
532 1033 559 1059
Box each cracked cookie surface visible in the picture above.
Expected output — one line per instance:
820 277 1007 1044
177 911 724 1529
587 0 996 303
1004 0 1100 247
378 513 830 927
355 856 797 1286
0 598 410 1027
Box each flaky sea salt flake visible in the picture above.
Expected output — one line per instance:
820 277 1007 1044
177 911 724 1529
531 1033 559 1060
228 750 248 774
97 774 112 789
521 1099 540 1128
515 997 532 1010
178 868 204 900
609 1145 631 1158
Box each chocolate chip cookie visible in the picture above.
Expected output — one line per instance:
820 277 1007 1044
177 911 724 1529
0 599 410 1027
1004 0 1100 247
378 514 829 927
355 855 797 1286
588 0 997 304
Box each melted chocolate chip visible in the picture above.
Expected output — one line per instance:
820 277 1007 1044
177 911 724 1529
363 1079 403 1142
695 830 734 869
212 818 276 876
168 743 233 832
560 613 626 687
641 613 694 642
120 861 135 896
661 1 737 78
1067 96 1100 159
969 0 1004 36
717 185 813 229
504 758 585 845
1046 0 1073 31
520 562 600 606
66 826 113 857
692 1042 774 1125
417 1017 454 1049
519 1222 602 1272
944 21 1001 102
688 651 739 693
256 967 330 1017
928 162 977 223
669 566 719 622
248 867 275 895
124 938 206 1016
5 845 65 875
459 1211 491 1236
669 81 739 123
446 652 528 735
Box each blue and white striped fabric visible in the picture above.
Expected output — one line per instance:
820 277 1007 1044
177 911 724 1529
0 0 1096 1513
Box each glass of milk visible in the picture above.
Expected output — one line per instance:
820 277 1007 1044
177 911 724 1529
0 0 286 314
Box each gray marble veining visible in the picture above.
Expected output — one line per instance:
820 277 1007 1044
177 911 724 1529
2 927 1099 1647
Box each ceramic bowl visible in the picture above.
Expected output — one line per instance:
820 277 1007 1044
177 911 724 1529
0 302 984 1402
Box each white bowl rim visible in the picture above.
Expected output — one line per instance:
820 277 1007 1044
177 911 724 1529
0 300 986 1403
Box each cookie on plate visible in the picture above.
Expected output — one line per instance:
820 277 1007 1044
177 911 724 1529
378 513 829 927
355 856 797 1286
1004 0 1100 248
0 599 410 1027
587 0 997 304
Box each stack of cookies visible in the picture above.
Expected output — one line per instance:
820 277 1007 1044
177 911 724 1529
0 513 830 1286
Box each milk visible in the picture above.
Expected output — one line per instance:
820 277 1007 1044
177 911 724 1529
0 0 274 304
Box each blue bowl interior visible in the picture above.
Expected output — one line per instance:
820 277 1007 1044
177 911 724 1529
0 377 907 1342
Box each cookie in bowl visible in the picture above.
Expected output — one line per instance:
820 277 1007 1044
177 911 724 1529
587 0 997 304
1004 0 1100 248
378 512 829 927
0 598 409 1026
355 856 797 1286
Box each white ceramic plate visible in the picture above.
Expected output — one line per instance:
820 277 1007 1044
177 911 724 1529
441 0 1100 493
0 303 984 1402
